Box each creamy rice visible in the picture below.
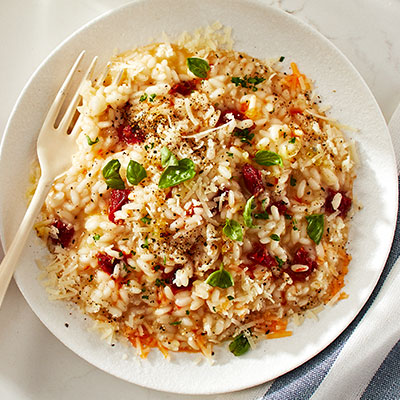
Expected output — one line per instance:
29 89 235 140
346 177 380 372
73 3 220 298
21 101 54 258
35 25 356 359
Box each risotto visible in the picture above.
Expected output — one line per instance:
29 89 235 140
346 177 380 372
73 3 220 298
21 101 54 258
35 25 357 358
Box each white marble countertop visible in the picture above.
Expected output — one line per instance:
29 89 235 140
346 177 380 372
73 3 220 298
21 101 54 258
0 0 399 399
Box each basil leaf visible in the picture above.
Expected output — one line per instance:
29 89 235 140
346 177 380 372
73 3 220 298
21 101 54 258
205 263 234 289
126 160 147 185
86 135 99 146
161 147 179 168
102 159 125 189
305 214 324 244
223 219 243 241
158 158 196 189
229 332 250 356
243 196 256 228
255 150 283 167
187 57 210 79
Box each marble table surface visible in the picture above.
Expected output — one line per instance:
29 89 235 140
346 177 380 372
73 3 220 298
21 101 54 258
0 0 399 399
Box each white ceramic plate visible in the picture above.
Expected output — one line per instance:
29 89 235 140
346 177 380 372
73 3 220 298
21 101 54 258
0 0 397 394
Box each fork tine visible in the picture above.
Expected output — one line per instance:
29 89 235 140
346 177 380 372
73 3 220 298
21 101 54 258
44 51 86 126
57 56 98 133
113 69 125 86
95 62 111 88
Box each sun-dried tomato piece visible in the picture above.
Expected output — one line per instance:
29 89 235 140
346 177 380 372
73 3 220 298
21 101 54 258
242 164 264 196
108 189 130 223
161 270 194 294
324 188 352 218
289 107 303 116
51 219 74 248
96 253 116 275
169 79 198 96
217 108 247 126
287 247 317 281
117 124 146 145
247 243 278 268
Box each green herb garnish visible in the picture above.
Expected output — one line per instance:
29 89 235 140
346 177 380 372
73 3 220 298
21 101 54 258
159 158 196 189
289 137 296 144
254 150 283 167
231 75 265 91
275 256 284 268
141 216 151 224
223 219 243 242
93 234 101 241
142 295 149 299
229 332 251 356
155 278 166 287
187 57 210 79
86 135 99 146
141 237 149 249
227 152 234 158
243 196 256 228
254 211 269 219
279 56 285 62
127 160 147 185
205 263 234 289
233 128 254 145
149 93 156 102
139 93 148 102
290 176 297 186
270 234 280 241
227 295 234 300
170 321 182 326
160 147 179 168
306 214 324 244
102 159 125 189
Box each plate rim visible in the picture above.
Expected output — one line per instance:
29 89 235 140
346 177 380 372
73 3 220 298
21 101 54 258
0 0 398 394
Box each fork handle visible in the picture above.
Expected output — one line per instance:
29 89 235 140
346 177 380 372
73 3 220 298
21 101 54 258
0 176 52 307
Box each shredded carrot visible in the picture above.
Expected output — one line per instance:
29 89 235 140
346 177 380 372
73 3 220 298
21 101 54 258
284 62 310 92
157 343 170 358
267 330 293 339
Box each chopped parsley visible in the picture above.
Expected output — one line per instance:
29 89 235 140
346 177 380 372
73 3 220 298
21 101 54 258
93 233 101 241
170 321 182 326
232 128 254 145
142 295 149 299
155 278 166 287
254 211 269 220
279 56 285 62
141 237 149 249
290 176 297 186
227 152 234 158
227 295 234 300
86 135 99 146
149 93 156 102
270 234 280 241
289 137 296 144
275 256 284 268
139 93 148 102
231 75 266 91
140 216 152 224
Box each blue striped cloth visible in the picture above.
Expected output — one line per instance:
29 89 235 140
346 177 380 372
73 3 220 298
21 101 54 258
261 178 400 400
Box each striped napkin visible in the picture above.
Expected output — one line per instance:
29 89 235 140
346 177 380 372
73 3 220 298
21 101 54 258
215 106 400 400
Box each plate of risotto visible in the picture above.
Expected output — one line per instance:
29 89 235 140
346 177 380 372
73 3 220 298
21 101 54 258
0 0 397 394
